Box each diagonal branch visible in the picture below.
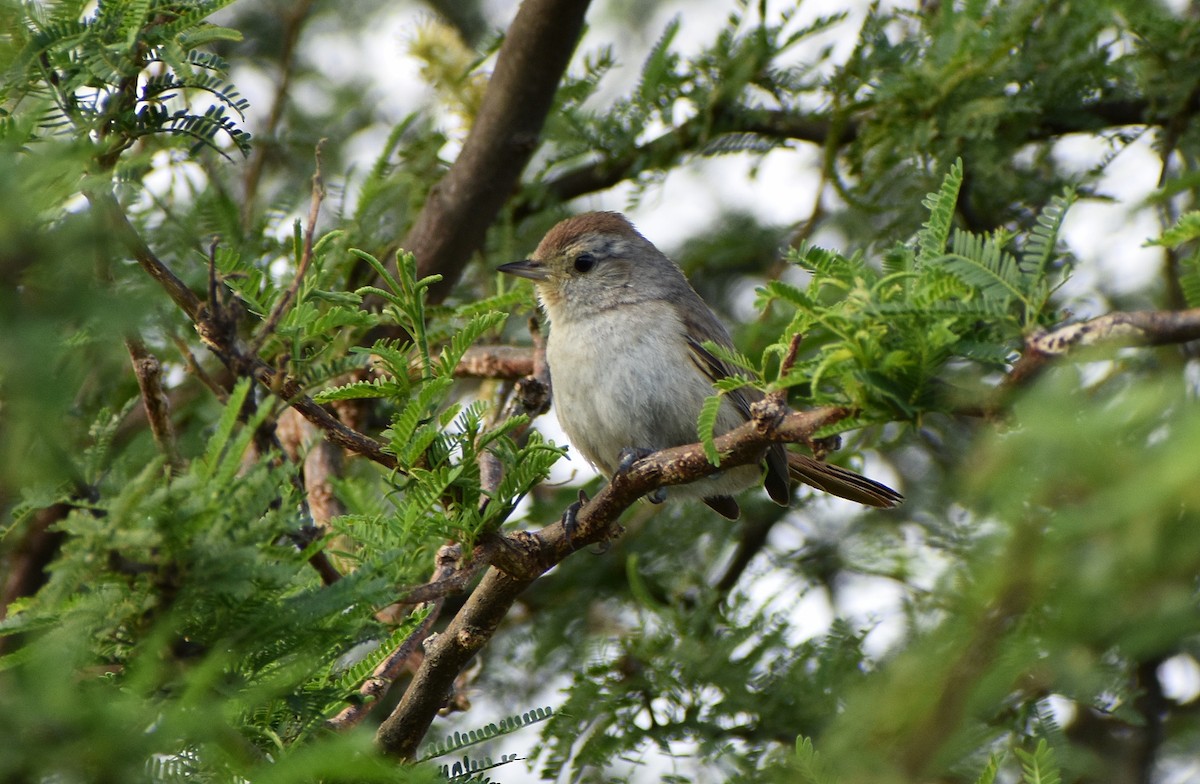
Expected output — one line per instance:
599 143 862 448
402 0 593 304
325 543 462 732
93 190 398 471
375 401 848 759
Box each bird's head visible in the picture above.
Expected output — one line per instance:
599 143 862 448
498 211 683 321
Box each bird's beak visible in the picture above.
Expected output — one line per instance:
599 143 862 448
497 259 549 281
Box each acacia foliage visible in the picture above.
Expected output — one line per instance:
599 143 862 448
2 1 1200 782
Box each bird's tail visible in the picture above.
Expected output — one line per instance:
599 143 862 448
786 453 903 508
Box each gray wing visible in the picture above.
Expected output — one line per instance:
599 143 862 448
684 333 791 507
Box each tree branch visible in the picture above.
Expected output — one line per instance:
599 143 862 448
125 338 181 471
325 544 461 732
94 190 399 471
513 97 1169 219
402 0 593 303
376 401 848 758
1007 307 1200 387
454 344 536 380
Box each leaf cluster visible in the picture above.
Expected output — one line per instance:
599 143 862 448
756 160 1074 426
4 0 251 163
0 382 429 781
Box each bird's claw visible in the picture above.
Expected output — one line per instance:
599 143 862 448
618 448 666 504
617 447 654 473
562 488 589 549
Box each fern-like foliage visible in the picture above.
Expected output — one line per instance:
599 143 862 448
792 736 835 784
1150 210 1200 307
524 0 846 211
1015 739 1062 784
917 158 965 269
697 393 726 467
0 388 426 780
753 160 1075 427
421 707 553 762
6 0 251 160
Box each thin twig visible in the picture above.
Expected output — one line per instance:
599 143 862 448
478 319 552 507
207 235 220 322
170 333 229 402
95 190 398 471
125 338 182 471
250 140 327 356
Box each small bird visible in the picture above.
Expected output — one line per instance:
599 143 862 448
498 211 901 519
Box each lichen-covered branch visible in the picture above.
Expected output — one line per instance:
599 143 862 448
1008 307 1200 386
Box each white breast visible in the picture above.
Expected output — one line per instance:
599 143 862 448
545 301 757 500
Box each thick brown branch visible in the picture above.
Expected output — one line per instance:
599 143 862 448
277 408 347 529
454 344 535 379
403 0 593 303
1007 307 1200 387
375 402 847 758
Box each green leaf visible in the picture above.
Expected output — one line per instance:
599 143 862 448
973 752 1002 784
1180 251 1200 308
200 378 252 480
1022 189 1075 281
436 311 507 377
386 377 455 456
419 707 553 761
1148 210 1200 248
314 377 408 403
1015 739 1062 784
177 24 243 49
697 394 724 467
941 229 1029 313
917 157 964 269
792 736 831 784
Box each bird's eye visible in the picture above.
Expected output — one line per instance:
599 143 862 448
573 252 596 273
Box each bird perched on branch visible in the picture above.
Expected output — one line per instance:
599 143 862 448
499 211 901 519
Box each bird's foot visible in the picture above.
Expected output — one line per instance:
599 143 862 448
561 490 586 544
617 447 666 504
617 447 654 472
